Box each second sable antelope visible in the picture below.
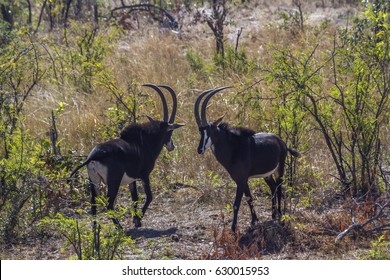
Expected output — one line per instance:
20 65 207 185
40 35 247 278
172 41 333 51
194 87 300 232
71 84 183 229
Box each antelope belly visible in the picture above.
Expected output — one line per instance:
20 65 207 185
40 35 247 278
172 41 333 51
250 164 279 179
120 173 136 186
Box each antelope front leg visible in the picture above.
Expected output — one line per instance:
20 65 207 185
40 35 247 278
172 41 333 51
232 185 244 233
140 177 153 223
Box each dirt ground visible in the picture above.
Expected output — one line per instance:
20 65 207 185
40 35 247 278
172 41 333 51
2 181 371 260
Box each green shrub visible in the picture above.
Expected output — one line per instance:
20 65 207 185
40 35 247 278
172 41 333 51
39 212 136 260
365 235 390 260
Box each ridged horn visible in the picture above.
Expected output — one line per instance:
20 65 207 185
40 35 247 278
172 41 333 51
158 84 177 124
142 83 169 122
194 88 218 127
200 86 233 127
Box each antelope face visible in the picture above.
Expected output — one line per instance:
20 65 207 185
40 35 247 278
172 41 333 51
197 126 212 154
194 86 231 154
163 123 184 152
164 130 175 152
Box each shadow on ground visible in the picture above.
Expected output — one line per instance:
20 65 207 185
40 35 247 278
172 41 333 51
126 227 178 239
239 220 294 254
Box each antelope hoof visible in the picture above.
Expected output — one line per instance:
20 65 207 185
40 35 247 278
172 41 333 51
112 218 123 230
251 218 259 226
133 217 142 228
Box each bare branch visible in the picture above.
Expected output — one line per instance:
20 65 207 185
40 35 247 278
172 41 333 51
335 200 390 242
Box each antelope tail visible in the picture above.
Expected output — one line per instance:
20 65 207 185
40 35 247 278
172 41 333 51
288 148 300 158
70 160 90 178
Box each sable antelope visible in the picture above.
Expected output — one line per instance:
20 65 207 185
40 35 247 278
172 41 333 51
194 87 300 232
71 84 183 229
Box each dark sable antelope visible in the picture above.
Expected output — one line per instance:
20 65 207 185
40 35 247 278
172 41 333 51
71 84 183 229
194 87 300 232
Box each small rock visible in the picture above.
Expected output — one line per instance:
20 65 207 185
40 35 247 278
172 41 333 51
171 234 180 242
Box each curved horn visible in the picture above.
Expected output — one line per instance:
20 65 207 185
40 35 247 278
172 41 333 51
194 88 217 127
142 83 169 122
158 84 177 124
200 86 232 127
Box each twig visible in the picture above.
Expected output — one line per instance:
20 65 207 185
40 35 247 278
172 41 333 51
235 27 243 53
235 78 266 95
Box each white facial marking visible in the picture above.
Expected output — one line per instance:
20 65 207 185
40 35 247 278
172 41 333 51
202 131 212 151
249 164 279 179
165 138 175 151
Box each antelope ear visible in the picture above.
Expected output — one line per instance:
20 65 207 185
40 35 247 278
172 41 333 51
213 115 224 126
168 123 185 131
146 115 156 123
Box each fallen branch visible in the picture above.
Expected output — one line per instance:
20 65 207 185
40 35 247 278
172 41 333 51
109 4 178 30
335 200 390 243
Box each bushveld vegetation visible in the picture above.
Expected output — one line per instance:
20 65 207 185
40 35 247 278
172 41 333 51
0 0 389 259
